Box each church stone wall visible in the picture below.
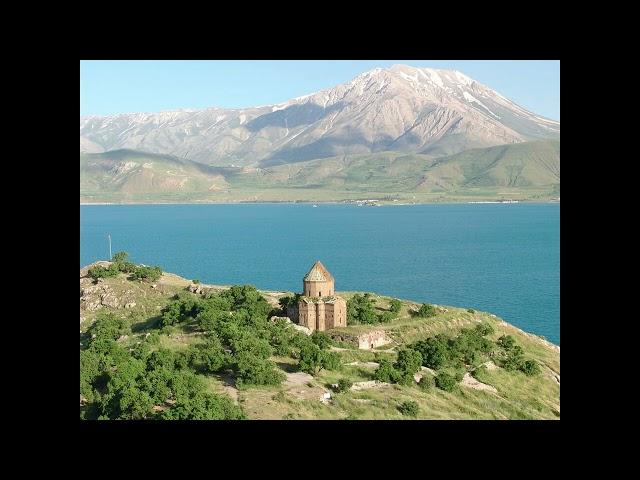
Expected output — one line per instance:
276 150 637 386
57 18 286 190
304 279 334 298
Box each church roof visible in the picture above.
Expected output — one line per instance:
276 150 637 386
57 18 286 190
303 260 334 282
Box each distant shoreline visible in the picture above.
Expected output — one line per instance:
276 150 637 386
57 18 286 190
80 200 560 206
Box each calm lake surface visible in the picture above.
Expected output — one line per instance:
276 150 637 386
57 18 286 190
80 203 560 345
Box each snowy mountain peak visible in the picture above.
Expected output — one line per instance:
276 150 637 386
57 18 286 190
81 64 559 166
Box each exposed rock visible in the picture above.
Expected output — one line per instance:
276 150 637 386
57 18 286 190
151 284 157 289
117 335 129 342
292 324 312 336
461 373 498 393
187 283 212 295
124 302 136 309
351 380 389 391
482 361 498 371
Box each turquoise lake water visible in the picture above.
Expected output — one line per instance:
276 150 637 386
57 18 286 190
80 203 560 345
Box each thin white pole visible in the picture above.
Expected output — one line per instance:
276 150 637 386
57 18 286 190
108 234 112 260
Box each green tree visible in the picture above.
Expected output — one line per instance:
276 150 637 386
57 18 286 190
162 391 245 420
88 312 130 342
118 386 154 419
298 344 340 375
394 348 423 376
189 335 229 374
374 359 398 383
412 335 449 369
233 351 285 387
347 294 378 325
378 311 394 323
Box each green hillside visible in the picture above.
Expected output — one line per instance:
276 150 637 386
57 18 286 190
80 262 560 420
80 141 560 203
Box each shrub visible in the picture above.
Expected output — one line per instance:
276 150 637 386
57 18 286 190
88 264 119 280
192 279 200 284
336 378 353 393
435 372 457 392
112 251 129 263
398 401 419 417
131 265 162 282
467 308 475 314
502 353 524 372
474 323 495 336
389 299 402 313
416 303 437 318
418 374 435 391
378 311 395 323
520 360 541 376
311 331 332 350
497 335 516 351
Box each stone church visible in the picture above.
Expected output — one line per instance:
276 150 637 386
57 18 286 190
288 261 347 332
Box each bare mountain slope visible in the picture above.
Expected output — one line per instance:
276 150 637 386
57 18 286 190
80 65 559 167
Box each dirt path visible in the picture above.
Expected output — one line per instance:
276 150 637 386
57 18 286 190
219 374 239 403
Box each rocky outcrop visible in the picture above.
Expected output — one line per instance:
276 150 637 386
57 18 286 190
80 283 136 312
187 283 209 295
461 373 498 394
269 316 312 336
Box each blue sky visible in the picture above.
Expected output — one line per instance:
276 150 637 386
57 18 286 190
80 60 560 120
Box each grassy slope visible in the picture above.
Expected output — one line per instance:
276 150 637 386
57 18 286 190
80 268 559 420
80 150 234 202
80 141 560 203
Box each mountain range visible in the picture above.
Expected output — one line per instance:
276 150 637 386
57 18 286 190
80 64 559 203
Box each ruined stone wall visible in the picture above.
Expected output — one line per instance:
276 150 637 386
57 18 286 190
357 330 391 350
303 279 334 298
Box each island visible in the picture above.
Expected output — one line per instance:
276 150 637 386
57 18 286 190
80 255 560 420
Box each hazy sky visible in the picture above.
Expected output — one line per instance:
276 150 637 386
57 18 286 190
80 60 560 120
